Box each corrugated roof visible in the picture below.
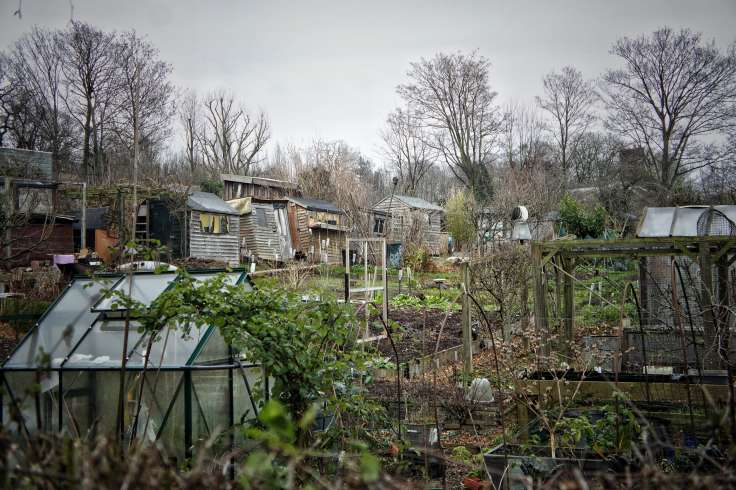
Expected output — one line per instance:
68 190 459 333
637 205 736 237
187 191 239 215
289 196 343 214
377 195 444 212
221 173 298 189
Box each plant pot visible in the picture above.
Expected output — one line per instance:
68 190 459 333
462 476 490 490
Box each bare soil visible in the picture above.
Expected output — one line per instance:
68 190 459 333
371 307 462 363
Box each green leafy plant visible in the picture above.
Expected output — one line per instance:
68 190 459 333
559 193 607 239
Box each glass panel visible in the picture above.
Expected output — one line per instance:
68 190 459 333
5 279 107 368
191 370 230 450
190 271 245 286
671 207 707 237
127 323 207 368
64 318 145 368
638 207 676 237
192 329 230 365
150 372 185 461
2 370 57 433
60 370 93 436
93 273 176 311
233 365 261 430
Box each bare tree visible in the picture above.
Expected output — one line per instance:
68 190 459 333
295 139 370 231
4 27 76 168
568 131 620 185
397 51 503 201
177 89 200 180
536 66 597 184
59 21 118 183
502 101 551 171
114 30 174 187
197 91 269 176
380 106 435 195
602 27 736 191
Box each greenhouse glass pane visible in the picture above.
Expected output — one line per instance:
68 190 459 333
5 279 107 368
149 372 185 461
192 328 230 365
60 370 93 436
190 271 244 285
64 318 145 368
191 370 230 448
93 273 176 311
671 207 707 237
638 207 676 237
233 365 261 428
127 323 208 368
3 370 57 433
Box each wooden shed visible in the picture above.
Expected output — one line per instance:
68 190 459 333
371 195 446 255
185 192 240 265
287 197 347 264
228 197 293 263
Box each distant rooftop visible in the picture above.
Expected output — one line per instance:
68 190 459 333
375 194 444 212
289 196 343 214
221 173 298 189
187 191 239 215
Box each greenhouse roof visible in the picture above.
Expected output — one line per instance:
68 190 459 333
637 205 736 237
2 270 250 370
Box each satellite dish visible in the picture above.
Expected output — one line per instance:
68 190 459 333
511 205 529 222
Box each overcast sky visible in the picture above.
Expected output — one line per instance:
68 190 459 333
1 0 735 165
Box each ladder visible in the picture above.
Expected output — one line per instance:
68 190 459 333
135 203 149 242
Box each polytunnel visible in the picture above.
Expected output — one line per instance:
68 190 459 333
0 269 264 461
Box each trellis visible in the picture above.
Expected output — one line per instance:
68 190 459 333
531 235 736 374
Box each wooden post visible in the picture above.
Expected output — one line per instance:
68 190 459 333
4 177 12 260
562 256 575 356
461 261 472 379
344 237 350 303
699 244 717 369
639 257 649 327
532 243 549 354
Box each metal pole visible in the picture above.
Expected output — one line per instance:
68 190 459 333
382 238 388 324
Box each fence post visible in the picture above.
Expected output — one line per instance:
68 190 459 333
562 256 575 356
532 243 549 355
699 243 717 369
462 261 472 379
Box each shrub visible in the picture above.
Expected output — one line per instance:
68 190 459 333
559 193 607 239
402 243 431 272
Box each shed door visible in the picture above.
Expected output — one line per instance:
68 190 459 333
287 203 300 249
274 204 293 261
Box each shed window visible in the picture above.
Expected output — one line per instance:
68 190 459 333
373 217 385 234
200 213 229 234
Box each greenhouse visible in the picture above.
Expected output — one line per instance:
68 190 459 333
0 270 264 461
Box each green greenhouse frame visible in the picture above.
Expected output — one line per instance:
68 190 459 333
0 269 266 461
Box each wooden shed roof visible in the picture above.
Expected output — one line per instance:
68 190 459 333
373 194 444 212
